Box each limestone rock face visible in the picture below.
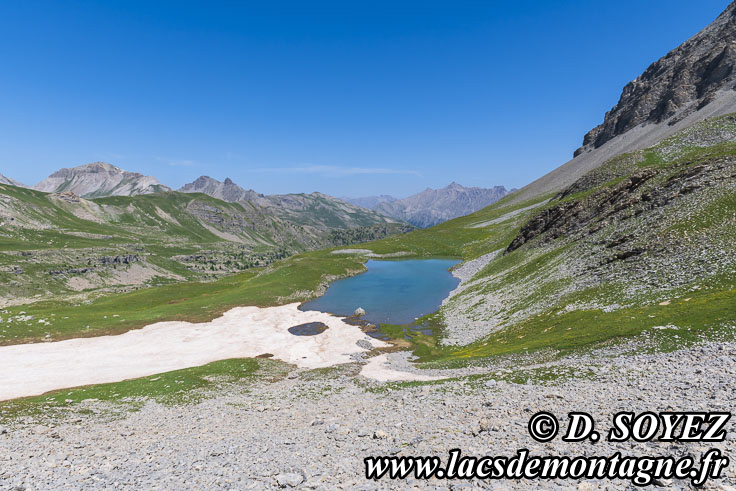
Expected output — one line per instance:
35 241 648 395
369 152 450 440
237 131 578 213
575 2 736 156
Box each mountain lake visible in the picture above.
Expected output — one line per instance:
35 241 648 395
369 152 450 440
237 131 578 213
300 259 460 335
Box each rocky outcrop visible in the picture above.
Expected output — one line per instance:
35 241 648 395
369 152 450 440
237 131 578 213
575 2 736 156
34 162 171 198
374 182 511 228
507 153 734 255
51 191 81 203
48 254 140 275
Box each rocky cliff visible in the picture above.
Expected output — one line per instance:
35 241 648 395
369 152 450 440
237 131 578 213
575 2 736 156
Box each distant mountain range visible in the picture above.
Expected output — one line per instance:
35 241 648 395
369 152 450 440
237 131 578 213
1 164 512 231
345 182 512 228
0 166 413 253
178 175 406 233
0 172 412 304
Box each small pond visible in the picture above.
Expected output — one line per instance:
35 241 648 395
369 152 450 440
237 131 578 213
288 322 329 336
300 259 460 328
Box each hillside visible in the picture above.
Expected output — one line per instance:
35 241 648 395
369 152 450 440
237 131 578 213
179 175 408 232
436 114 736 348
361 182 510 228
0 186 411 307
34 162 172 198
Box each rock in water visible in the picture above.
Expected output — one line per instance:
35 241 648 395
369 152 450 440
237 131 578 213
354 307 366 316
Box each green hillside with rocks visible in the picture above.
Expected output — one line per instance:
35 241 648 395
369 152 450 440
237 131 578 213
0 185 412 307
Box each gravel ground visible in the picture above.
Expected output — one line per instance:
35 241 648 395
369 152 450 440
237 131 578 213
1 338 734 490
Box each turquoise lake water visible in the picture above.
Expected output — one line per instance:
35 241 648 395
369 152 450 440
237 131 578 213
300 259 460 326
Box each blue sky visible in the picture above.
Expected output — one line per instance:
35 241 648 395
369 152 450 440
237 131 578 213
0 1 730 197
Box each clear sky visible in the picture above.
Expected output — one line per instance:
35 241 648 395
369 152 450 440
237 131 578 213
0 0 731 197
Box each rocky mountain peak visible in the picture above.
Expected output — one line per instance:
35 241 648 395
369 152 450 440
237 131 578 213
192 175 216 185
34 163 170 198
49 162 125 177
179 176 263 203
574 1 736 156
83 162 121 172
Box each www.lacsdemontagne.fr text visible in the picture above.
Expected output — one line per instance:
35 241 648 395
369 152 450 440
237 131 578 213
364 448 728 486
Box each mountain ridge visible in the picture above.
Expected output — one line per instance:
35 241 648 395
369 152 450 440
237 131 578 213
178 175 264 203
177 175 406 232
0 172 25 187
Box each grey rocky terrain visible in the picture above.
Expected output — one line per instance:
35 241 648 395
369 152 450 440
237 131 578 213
1 335 734 489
